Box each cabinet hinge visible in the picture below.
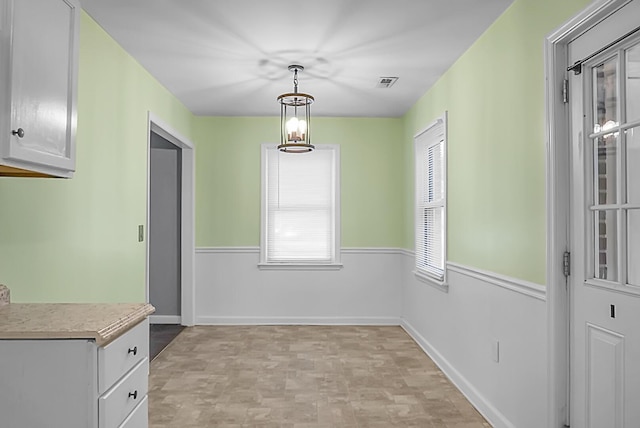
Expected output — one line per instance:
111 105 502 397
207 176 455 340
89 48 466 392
562 79 569 103
563 251 571 278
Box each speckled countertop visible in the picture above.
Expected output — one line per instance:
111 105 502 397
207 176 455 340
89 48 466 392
0 303 155 345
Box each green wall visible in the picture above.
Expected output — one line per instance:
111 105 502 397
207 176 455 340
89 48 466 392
403 0 590 284
0 11 404 303
193 116 404 248
0 12 193 302
0 0 597 302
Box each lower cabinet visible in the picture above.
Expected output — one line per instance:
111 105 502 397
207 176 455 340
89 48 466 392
0 319 150 428
119 396 149 428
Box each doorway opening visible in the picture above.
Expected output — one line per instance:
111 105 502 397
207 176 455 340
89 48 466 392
146 112 195 327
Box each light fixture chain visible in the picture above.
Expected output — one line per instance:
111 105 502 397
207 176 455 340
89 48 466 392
293 68 299 93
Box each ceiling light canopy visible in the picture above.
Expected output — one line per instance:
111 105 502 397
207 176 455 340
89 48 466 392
277 65 314 153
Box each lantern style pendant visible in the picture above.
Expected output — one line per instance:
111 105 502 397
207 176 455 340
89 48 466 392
277 65 314 153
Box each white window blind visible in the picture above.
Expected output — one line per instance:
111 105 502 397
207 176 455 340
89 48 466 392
262 145 339 264
415 116 446 281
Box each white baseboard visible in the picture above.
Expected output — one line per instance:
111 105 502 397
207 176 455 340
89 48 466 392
400 318 515 428
150 315 182 324
195 316 401 326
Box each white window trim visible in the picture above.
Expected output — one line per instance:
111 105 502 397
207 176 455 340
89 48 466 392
414 113 448 291
257 262 343 271
259 143 342 270
412 268 449 292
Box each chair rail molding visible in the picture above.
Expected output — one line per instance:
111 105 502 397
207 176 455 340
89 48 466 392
446 262 546 301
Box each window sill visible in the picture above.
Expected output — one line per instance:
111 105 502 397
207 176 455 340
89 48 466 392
413 270 449 292
258 263 344 271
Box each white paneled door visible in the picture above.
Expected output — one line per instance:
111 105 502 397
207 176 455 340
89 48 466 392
568 1 640 427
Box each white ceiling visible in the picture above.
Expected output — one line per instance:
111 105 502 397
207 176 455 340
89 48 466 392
81 0 513 118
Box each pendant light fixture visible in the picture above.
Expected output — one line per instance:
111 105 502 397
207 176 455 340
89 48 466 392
277 65 314 153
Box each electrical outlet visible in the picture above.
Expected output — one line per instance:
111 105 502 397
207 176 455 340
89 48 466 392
138 225 144 242
492 340 500 363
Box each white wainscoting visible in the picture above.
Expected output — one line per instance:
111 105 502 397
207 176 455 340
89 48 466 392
195 247 548 428
195 247 403 325
401 253 547 428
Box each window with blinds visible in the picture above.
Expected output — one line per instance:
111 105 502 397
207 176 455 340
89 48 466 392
261 144 340 266
415 115 447 282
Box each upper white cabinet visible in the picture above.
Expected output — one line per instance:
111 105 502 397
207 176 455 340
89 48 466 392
0 0 79 178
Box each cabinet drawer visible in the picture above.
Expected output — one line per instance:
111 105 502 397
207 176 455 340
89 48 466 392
99 358 149 428
99 319 149 394
118 395 148 428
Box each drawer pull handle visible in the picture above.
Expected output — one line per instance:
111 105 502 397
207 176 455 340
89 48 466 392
127 346 137 356
11 128 25 138
128 390 138 400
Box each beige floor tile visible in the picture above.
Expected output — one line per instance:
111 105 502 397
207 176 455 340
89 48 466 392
149 326 491 427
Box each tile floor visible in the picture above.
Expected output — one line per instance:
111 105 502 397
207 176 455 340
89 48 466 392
148 326 491 427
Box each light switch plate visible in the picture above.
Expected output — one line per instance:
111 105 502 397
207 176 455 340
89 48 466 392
492 340 500 363
138 225 144 242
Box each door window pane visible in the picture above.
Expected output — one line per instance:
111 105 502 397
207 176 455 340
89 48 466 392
628 209 640 286
626 43 640 122
595 210 618 281
628 127 640 204
593 57 618 134
595 135 618 205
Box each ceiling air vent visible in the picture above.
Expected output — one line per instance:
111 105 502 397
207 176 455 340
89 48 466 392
376 77 398 88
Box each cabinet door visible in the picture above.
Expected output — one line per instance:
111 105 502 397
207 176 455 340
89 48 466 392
5 0 79 175
0 339 98 428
